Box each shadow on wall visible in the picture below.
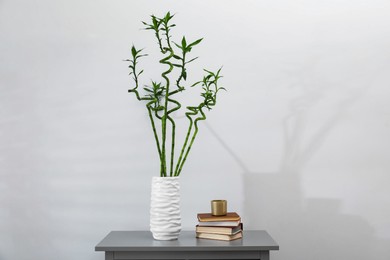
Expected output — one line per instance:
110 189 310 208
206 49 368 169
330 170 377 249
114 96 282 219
205 64 390 260
244 174 383 260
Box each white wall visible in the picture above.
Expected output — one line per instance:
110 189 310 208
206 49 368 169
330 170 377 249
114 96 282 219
1 0 390 259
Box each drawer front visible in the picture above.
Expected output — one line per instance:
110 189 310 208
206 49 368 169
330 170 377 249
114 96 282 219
114 250 262 260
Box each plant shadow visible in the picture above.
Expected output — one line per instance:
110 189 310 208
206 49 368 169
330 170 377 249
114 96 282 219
204 62 390 259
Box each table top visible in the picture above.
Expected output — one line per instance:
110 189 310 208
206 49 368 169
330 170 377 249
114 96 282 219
95 230 279 252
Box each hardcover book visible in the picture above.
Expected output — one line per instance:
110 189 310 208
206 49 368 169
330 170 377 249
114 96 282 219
196 223 243 235
197 212 240 222
196 231 243 241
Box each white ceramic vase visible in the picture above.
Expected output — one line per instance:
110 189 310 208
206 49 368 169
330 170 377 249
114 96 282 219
150 176 181 240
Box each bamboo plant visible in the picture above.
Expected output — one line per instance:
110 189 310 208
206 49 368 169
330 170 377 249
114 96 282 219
126 12 225 177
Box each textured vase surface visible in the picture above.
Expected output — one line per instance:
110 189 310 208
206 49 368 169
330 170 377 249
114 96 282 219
150 176 181 240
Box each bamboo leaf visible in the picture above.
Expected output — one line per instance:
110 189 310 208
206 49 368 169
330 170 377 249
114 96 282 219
131 46 137 57
173 55 182 60
173 42 183 50
185 57 198 64
164 12 174 23
188 38 203 47
191 81 201 87
152 16 158 28
138 54 148 59
203 69 214 76
181 36 187 49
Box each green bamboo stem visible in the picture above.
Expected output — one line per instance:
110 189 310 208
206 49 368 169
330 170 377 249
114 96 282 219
175 107 206 176
166 116 175 177
147 104 163 173
166 99 181 176
175 51 186 91
160 16 176 175
159 49 174 177
174 107 196 176
162 21 173 50
149 15 165 53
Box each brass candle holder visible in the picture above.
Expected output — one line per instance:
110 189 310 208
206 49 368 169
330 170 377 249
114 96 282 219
211 200 227 216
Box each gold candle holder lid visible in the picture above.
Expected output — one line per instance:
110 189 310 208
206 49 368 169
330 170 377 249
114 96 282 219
211 200 227 216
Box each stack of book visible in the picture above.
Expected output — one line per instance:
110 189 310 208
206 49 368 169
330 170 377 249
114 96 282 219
196 212 243 241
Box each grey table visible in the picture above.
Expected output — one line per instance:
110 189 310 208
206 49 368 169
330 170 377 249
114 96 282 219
95 230 279 260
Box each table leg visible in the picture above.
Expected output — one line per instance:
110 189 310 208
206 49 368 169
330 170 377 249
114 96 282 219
105 251 114 260
260 250 270 260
